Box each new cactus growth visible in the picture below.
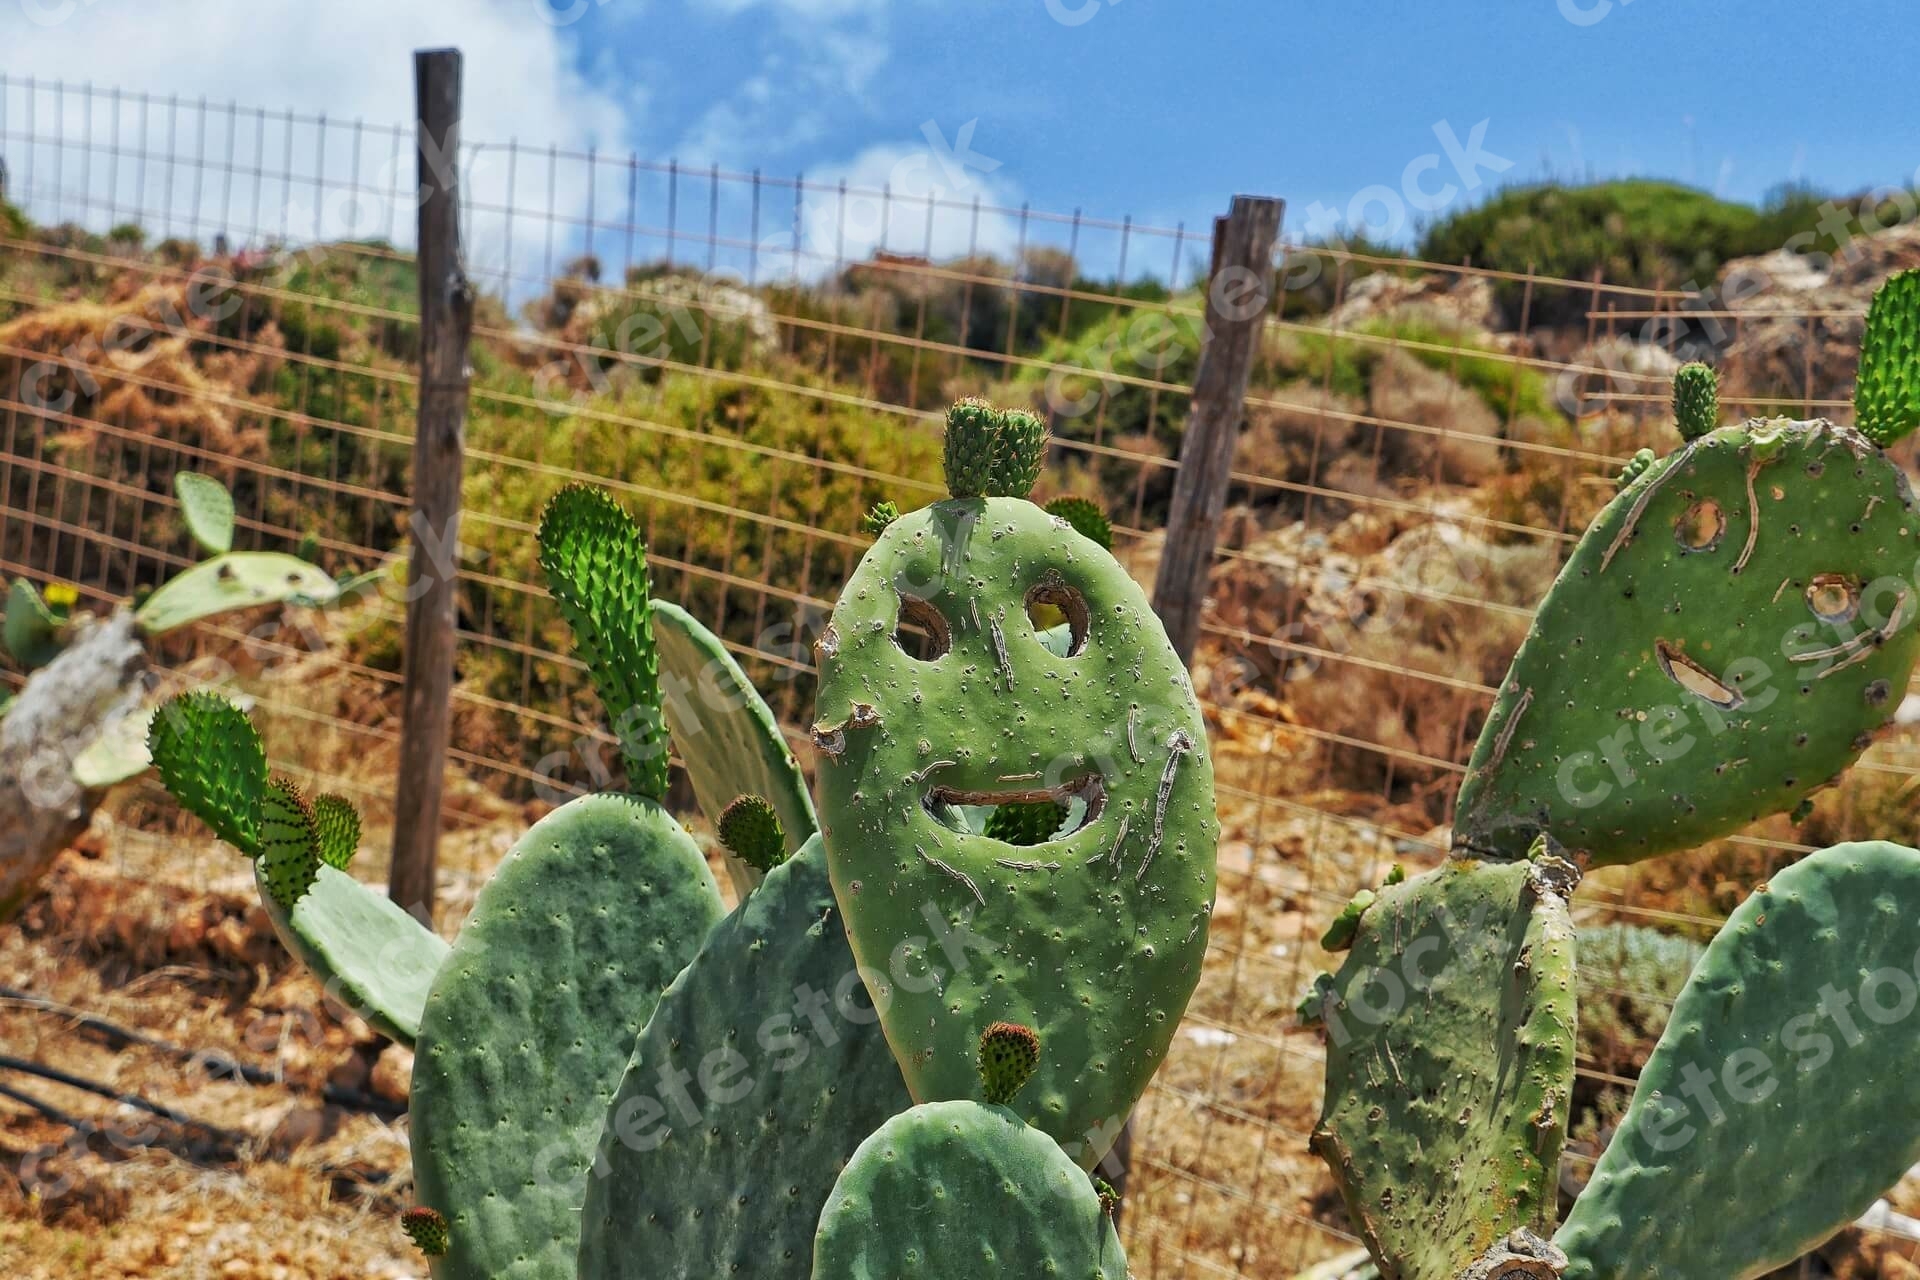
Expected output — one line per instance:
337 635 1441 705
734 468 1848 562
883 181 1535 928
813 399 1217 1169
863 500 901 535
1043 495 1114 550
717 793 786 872
1852 267 1920 446
1310 854 1579 1279
1671 361 1718 442
402 1206 451 1258
812 1024 1129 1280
147 690 447 1044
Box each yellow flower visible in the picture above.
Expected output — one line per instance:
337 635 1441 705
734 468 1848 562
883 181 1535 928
43 583 79 608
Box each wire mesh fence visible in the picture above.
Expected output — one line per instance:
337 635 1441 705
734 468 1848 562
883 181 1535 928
3 73 1919 1277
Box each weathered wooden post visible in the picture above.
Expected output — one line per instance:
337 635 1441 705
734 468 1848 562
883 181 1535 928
1150 194 1285 664
389 48 473 914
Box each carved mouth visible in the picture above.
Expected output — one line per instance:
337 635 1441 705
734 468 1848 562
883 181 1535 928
921 772 1107 842
1656 639 1743 709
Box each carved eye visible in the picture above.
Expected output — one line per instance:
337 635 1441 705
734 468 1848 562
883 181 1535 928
1025 575 1088 658
895 595 951 661
1806 574 1859 625
1674 499 1725 552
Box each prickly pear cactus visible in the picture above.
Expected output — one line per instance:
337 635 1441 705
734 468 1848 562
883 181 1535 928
1556 841 1920 1279
133 553 339 634
812 407 1216 1168
1454 415 1920 864
148 691 447 1045
577 833 913 1280
410 793 723 1280
813 1025 1128 1279
651 598 817 896
1309 855 1579 1280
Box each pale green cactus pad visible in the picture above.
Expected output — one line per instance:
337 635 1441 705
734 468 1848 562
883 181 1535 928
3 578 62 670
651 598 817 896
1310 857 1578 1280
258 862 448 1046
576 834 913 1279
813 1099 1127 1279
1455 417 1920 865
134 553 340 635
410 793 724 1280
69 706 155 788
174 471 236 554
813 495 1217 1168
1557 840 1920 1279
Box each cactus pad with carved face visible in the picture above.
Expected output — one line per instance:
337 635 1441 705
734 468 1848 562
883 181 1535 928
1454 416 1920 865
812 495 1217 1168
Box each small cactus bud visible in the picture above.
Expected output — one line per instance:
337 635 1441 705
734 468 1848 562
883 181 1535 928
943 398 1001 499
717 795 787 873
1319 888 1376 953
1672 362 1719 442
862 501 900 536
402 1206 450 1257
977 1021 1041 1105
1093 1176 1121 1218
1043 495 1113 550
990 408 1049 499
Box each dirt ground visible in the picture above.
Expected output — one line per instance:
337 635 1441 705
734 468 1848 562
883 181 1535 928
2 692 1919 1278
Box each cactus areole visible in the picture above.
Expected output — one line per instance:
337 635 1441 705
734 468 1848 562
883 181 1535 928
812 494 1218 1168
1455 417 1920 866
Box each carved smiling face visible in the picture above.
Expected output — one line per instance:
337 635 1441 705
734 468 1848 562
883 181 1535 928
812 496 1216 1168
1455 418 1920 866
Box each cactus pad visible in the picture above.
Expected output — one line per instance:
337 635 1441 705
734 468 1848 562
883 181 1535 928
147 691 268 856
538 484 670 800
1310 857 1579 1279
3 578 62 670
1455 417 1920 865
1854 268 1920 447
410 793 723 1280
173 471 236 554
813 495 1217 1168
814 1098 1128 1279
992 408 1049 499
576 834 914 1280
650 599 817 895
133 553 339 635
257 861 448 1046
1556 840 1920 1279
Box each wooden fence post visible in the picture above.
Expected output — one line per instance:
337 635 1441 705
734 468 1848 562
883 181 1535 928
1150 194 1285 665
390 48 473 913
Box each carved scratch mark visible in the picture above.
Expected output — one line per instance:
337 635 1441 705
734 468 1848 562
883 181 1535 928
1601 437 1701 572
1100 814 1131 873
917 844 983 905
995 858 1062 872
1139 729 1196 883
1733 456 1762 575
1793 589 1912 678
1772 577 1793 604
1126 706 1143 765
907 759 956 784
1485 688 1534 775
989 608 1014 692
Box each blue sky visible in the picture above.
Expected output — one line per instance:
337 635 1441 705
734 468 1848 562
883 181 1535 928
4 0 1919 284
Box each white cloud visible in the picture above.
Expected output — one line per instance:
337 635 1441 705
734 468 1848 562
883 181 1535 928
0 0 636 288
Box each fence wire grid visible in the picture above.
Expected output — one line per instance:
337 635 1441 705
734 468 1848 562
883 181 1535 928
3 75 1919 1278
